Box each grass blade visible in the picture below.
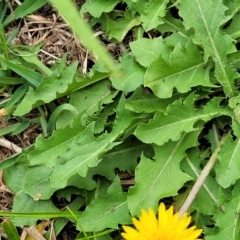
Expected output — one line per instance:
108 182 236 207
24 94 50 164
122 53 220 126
1 220 20 240
3 0 48 26
0 56 42 87
48 0 117 72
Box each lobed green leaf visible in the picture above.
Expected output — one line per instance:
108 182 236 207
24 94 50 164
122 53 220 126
180 0 238 97
79 177 131 232
216 121 240 188
110 54 145 93
14 60 78 116
205 180 240 240
135 95 231 146
81 0 118 18
128 131 200 216
144 41 215 98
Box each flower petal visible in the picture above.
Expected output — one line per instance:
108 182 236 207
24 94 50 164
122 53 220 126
122 202 203 240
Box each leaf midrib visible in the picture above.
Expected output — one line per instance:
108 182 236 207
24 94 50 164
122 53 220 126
195 0 233 96
140 111 213 134
145 2 166 30
149 62 204 83
52 122 129 186
139 134 186 206
29 126 86 166
83 201 127 223
223 138 240 184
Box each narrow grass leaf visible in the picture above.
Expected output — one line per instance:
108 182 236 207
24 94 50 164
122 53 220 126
11 119 30 135
0 56 42 87
46 104 78 134
0 211 81 218
44 196 85 238
10 193 59 227
1 220 20 240
49 0 116 72
67 207 89 240
16 48 52 76
0 123 21 137
0 77 24 85
3 0 48 26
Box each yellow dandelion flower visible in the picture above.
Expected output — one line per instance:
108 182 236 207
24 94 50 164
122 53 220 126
122 203 203 240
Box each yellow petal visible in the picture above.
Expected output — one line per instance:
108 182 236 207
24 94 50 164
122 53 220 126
122 202 203 240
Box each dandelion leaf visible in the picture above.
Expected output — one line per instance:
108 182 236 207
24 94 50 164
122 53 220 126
11 193 59 227
4 162 27 194
70 80 118 116
27 114 86 168
110 54 145 94
4 157 55 200
127 131 200 216
179 0 238 97
135 95 231 146
4 163 59 227
224 13 240 39
130 37 170 67
80 0 118 18
125 86 177 113
216 121 240 188
107 11 141 42
50 97 140 189
224 0 240 16
158 11 184 34
205 180 240 240
144 41 215 98
22 165 56 200
140 0 168 31
87 137 153 180
79 177 131 232
67 174 97 190
50 123 118 189
14 59 78 116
